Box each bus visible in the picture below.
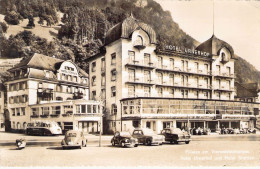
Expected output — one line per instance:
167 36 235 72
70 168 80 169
26 121 62 136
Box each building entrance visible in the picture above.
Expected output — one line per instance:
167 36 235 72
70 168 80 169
78 121 98 133
207 121 218 132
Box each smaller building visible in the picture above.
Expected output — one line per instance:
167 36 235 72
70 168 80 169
235 82 260 103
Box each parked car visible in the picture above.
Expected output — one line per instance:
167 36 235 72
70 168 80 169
132 128 165 146
61 130 87 149
160 128 191 144
111 131 138 148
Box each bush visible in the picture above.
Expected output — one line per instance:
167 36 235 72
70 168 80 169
4 11 20 25
0 22 8 33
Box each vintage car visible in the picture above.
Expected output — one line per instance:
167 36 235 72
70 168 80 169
160 128 191 144
132 128 165 146
111 131 138 148
61 130 87 149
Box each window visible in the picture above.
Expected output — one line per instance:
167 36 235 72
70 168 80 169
135 35 143 46
170 88 174 97
16 108 20 116
144 53 151 66
67 86 72 93
52 106 61 115
42 107 50 115
111 53 116 65
204 91 209 99
111 86 116 97
216 65 220 75
216 92 220 99
227 67 231 76
101 89 105 99
56 85 61 92
73 76 77 82
195 62 199 73
21 107 25 116
158 87 163 97
63 122 73 130
111 69 117 81
92 91 96 100
101 58 105 71
111 104 117 115
76 105 86 114
92 76 96 86
195 77 199 87
204 78 209 88
216 79 221 89
144 70 151 82
204 64 208 74
196 91 199 98
101 75 105 86
129 69 135 82
169 59 174 70
9 97 14 104
169 74 174 85
128 85 135 97
185 61 188 71
144 86 150 97
227 80 231 89
228 93 231 100
12 108 15 116
92 62 96 72
128 51 135 64
181 60 184 71
32 108 39 116
158 56 163 68
146 121 151 129
158 72 163 84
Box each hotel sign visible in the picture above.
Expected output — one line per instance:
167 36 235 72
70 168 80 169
60 69 78 76
165 45 210 57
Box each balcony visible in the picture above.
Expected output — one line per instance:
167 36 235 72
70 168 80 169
50 114 60 118
133 39 146 49
40 114 49 118
74 113 101 117
214 86 234 92
125 59 155 69
30 115 39 118
156 67 212 76
126 77 154 85
213 72 235 79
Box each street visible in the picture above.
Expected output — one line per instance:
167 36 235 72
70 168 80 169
0 132 259 167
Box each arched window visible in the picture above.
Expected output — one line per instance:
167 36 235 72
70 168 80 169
23 122 27 129
56 97 63 101
136 36 143 46
17 122 20 129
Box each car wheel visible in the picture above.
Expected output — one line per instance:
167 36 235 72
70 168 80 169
79 142 82 149
112 140 116 146
134 144 138 147
145 139 151 146
120 141 125 148
185 141 190 144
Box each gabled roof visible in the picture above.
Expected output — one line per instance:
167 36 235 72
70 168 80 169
8 53 88 78
9 53 63 72
196 35 235 59
105 14 157 45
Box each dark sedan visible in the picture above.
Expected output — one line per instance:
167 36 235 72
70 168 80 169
161 128 191 144
111 131 138 148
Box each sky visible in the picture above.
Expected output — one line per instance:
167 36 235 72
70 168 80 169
156 0 260 71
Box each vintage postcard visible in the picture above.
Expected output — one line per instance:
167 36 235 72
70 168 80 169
0 0 259 168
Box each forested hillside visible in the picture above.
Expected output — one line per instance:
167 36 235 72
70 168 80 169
0 0 259 84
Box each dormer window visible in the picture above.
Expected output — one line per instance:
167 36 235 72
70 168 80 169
133 35 145 49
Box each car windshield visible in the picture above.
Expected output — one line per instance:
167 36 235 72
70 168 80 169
66 132 77 137
143 129 155 135
119 132 131 137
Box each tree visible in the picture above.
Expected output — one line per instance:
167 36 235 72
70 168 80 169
27 15 35 28
4 11 20 25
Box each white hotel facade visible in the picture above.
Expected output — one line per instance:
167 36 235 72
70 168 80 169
86 15 259 134
5 53 102 133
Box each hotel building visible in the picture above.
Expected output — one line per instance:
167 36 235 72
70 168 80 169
5 53 102 133
0 83 5 131
86 15 259 134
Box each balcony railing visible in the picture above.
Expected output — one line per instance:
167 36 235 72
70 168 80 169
126 59 155 69
213 72 235 78
126 77 154 85
50 114 60 117
156 66 212 76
